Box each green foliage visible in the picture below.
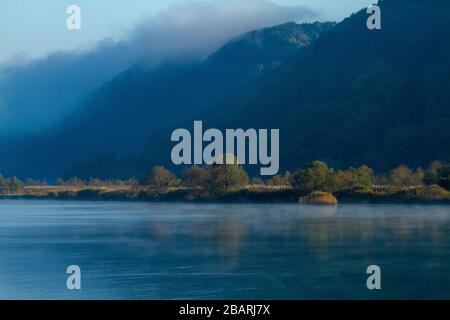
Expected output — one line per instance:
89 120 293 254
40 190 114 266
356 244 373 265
331 166 374 191
292 161 333 192
183 0 450 175
205 161 249 195
292 162 374 193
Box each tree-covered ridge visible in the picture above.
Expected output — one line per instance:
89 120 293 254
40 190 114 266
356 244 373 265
197 0 450 173
0 21 334 179
4 0 450 180
108 0 450 180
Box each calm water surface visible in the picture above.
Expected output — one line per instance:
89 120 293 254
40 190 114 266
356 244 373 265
0 200 449 299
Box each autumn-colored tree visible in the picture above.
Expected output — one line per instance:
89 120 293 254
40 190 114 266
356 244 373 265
182 165 209 188
266 171 293 187
388 165 423 187
146 166 179 190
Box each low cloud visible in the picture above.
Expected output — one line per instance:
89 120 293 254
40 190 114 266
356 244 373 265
131 0 315 61
0 0 315 136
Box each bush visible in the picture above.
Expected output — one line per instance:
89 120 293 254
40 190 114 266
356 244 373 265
407 185 450 201
299 191 338 205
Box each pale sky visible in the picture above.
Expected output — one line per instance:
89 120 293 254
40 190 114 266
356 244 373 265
0 0 374 64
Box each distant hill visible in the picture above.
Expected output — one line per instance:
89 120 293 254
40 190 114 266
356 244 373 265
123 0 450 177
0 21 334 179
7 0 450 180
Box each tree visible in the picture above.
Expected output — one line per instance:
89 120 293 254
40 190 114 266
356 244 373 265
250 177 265 186
0 174 6 192
266 171 293 187
427 161 450 184
354 165 374 189
205 158 249 195
182 166 209 188
146 166 179 190
424 161 450 190
388 165 423 187
292 161 333 192
331 167 370 191
8 176 23 192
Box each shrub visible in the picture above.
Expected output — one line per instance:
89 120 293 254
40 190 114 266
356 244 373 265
299 191 338 205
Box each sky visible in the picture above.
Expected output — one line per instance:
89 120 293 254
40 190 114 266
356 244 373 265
0 0 374 65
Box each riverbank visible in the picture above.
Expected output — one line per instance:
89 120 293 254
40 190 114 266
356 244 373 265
2 184 450 204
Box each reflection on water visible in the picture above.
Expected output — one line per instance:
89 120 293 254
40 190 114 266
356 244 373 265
0 200 449 299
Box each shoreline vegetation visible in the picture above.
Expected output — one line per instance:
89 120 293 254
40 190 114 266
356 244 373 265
1 160 450 204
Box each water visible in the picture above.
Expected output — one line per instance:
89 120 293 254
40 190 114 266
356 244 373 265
0 200 449 299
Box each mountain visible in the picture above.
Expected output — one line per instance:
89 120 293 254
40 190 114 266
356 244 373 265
0 21 334 179
8 0 449 180
68 21 334 155
123 0 450 177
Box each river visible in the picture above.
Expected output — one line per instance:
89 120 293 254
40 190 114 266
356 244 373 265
0 200 449 299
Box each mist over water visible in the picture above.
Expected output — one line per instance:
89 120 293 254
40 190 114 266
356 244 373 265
0 201 449 299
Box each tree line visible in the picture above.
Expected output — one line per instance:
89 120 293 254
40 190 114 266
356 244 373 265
143 160 450 195
2 160 450 195
0 175 24 193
